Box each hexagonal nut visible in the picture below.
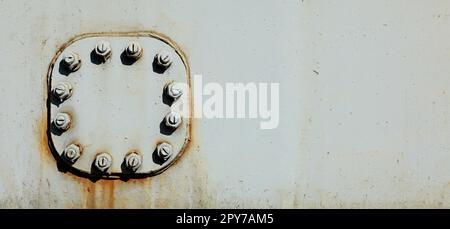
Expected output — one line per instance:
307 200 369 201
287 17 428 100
53 82 73 101
124 151 142 172
165 82 183 100
165 111 182 129
155 51 173 69
63 144 81 163
157 142 172 161
53 112 71 131
125 41 143 60
62 52 81 72
94 153 112 172
95 40 112 61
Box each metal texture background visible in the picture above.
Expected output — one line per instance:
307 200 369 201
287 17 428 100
1 0 450 208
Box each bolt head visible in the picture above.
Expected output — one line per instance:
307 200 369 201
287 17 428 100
125 152 142 172
165 111 182 129
157 143 172 161
53 112 71 131
64 144 81 163
125 42 143 59
166 83 183 99
94 153 112 172
155 51 173 69
62 52 81 72
53 82 73 101
95 41 112 61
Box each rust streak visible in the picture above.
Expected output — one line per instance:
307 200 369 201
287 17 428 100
66 173 117 209
37 114 53 164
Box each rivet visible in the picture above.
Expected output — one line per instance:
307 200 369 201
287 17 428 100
166 82 183 100
157 142 172 161
125 41 143 60
165 111 182 129
63 144 81 163
94 152 112 172
62 52 81 72
95 40 112 61
124 151 142 172
155 51 173 70
53 112 71 131
53 82 73 101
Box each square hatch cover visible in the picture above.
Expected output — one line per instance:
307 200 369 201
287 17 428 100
47 32 191 179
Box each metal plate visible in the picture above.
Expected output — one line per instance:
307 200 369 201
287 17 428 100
47 32 191 179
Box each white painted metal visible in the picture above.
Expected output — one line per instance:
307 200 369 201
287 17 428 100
0 0 450 208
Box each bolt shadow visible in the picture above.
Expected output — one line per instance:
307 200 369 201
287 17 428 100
152 58 167 74
90 160 109 176
61 154 77 166
162 89 175 106
49 92 64 107
152 148 166 166
160 118 176 136
119 173 149 181
49 121 65 137
90 50 105 65
58 61 72 76
120 160 136 175
120 51 137 65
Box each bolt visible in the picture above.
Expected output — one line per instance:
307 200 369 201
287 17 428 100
125 152 142 172
165 111 182 129
95 40 112 61
63 144 81 163
157 142 172 161
53 82 73 101
62 52 81 72
94 153 112 172
155 51 173 70
166 82 183 100
125 41 143 60
53 112 71 131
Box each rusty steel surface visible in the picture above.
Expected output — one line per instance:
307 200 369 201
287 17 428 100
1 0 450 208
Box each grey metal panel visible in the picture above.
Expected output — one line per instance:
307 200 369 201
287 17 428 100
0 0 450 208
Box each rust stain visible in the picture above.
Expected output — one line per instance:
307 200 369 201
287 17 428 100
37 114 53 164
61 135 207 208
83 180 116 209
38 107 118 208
64 173 118 209
38 51 52 165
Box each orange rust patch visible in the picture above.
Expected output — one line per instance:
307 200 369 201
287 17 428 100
125 178 153 186
89 180 116 209
37 114 53 164
65 173 117 209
